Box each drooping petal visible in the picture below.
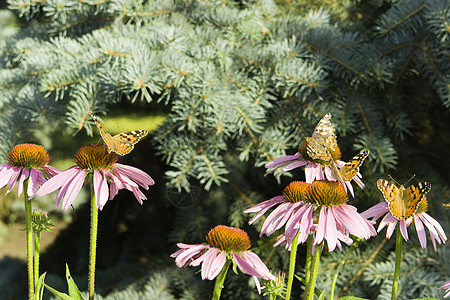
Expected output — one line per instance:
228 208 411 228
399 219 409 241
94 170 109 210
413 215 426 249
207 250 227 280
113 163 155 188
196 248 222 280
315 206 327 245
234 251 277 281
325 207 337 251
37 167 80 196
245 196 285 225
17 167 30 197
61 169 87 210
27 168 43 199
260 202 295 237
171 243 208 267
5 167 21 195
0 165 16 189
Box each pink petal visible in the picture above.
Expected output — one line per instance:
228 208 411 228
61 169 87 210
208 250 227 280
171 244 207 267
399 219 409 241
114 163 154 188
37 167 80 196
315 206 327 245
5 167 21 195
325 207 337 251
17 167 30 197
0 165 17 189
94 170 109 210
234 252 277 281
27 168 42 199
413 215 426 249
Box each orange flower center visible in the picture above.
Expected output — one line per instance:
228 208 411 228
74 144 117 170
282 181 310 203
206 225 251 252
8 144 49 168
305 180 348 206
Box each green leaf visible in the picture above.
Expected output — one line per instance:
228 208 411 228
43 264 85 300
43 283 75 300
338 297 370 300
35 272 46 300
65 264 84 299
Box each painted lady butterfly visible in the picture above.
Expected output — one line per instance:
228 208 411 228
305 113 369 183
305 113 338 162
377 179 431 220
332 150 370 183
89 110 148 156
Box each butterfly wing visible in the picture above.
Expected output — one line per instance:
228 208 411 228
378 179 431 219
306 113 337 161
377 179 399 203
89 110 148 156
397 182 431 219
338 150 370 181
109 130 148 156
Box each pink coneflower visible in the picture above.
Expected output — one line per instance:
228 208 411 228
37 144 154 210
440 281 450 298
245 181 376 252
171 225 276 294
361 198 447 251
0 144 59 199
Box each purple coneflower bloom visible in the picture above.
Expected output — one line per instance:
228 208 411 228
361 199 447 251
0 144 59 199
245 181 376 252
440 281 450 298
171 225 277 293
37 144 154 210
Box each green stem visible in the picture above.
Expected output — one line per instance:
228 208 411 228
24 179 34 300
88 184 99 300
304 234 314 290
212 259 231 300
305 242 321 300
34 230 41 290
329 240 359 300
285 230 300 300
391 223 403 300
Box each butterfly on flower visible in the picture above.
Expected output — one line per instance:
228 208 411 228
377 178 431 220
88 110 148 156
305 113 369 184
305 113 338 162
332 150 370 183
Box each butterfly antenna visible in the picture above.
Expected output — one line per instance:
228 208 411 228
403 174 416 185
387 174 400 186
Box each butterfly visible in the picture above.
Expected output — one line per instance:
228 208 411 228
305 113 338 162
377 179 431 220
331 150 370 183
88 110 148 156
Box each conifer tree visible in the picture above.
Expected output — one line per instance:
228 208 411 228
0 0 448 298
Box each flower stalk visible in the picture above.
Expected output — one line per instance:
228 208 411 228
88 183 99 300
330 239 359 300
285 230 300 300
391 223 403 300
212 259 231 300
305 241 321 300
24 179 34 300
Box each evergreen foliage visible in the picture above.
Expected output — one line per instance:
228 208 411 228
0 0 449 298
